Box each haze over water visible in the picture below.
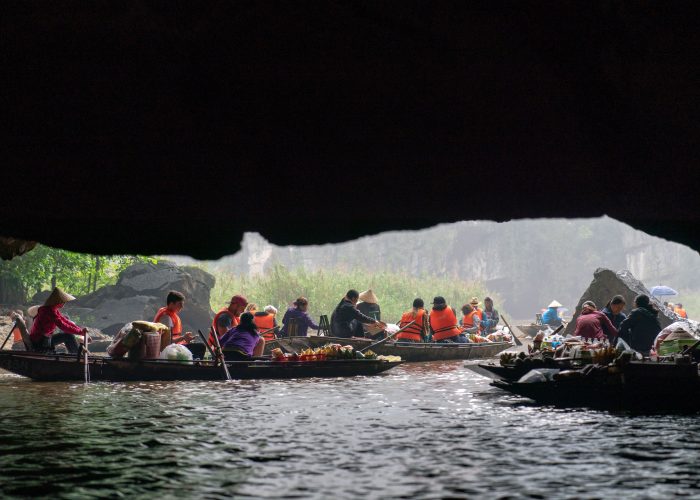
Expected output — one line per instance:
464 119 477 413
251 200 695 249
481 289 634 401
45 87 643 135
2 362 699 498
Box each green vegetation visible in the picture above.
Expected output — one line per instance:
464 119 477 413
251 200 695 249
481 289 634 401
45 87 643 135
0 244 156 302
208 264 499 322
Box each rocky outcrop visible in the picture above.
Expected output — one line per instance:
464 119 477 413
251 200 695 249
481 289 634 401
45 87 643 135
563 268 678 336
0 237 37 260
57 262 216 336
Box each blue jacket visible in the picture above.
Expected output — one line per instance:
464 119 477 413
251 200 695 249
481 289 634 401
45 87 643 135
541 307 562 326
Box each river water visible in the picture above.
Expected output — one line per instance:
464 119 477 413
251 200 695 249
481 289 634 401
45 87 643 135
1 361 699 499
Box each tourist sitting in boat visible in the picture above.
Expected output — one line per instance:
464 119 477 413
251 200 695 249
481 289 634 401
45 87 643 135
541 300 564 327
573 300 618 343
674 303 688 319
601 295 627 333
28 287 88 354
618 294 662 355
253 305 278 342
220 312 265 360
396 298 430 343
481 296 500 334
153 290 194 344
279 296 320 337
331 289 385 338
210 294 248 345
430 296 468 343
461 297 484 335
356 289 381 338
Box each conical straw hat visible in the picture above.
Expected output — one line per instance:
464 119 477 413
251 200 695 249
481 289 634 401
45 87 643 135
358 289 378 304
548 300 563 308
44 287 76 306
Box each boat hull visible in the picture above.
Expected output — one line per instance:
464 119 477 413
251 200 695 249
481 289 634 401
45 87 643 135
490 361 700 410
270 336 512 362
0 352 401 382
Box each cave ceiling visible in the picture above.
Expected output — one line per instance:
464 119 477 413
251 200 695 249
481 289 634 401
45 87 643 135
3 2 700 260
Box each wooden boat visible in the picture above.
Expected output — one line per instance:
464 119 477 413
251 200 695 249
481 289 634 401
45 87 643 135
515 323 548 338
267 336 512 362
0 351 402 382
465 358 577 381
487 360 700 411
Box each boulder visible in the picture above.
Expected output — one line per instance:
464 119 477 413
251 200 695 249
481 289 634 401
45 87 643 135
563 268 678 336
63 261 215 336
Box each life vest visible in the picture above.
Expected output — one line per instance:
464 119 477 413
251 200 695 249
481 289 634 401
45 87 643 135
397 309 426 342
462 309 484 330
210 308 238 345
154 307 186 344
676 308 688 319
429 307 462 341
254 313 276 341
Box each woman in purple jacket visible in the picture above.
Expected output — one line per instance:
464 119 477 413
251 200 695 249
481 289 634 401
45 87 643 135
279 296 320 337
220 312 265 359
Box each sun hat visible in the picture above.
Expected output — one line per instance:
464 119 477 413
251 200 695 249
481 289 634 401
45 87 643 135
469 297 480 306
44 287 76 307
358 289 378 304
548 300 563 308
432 296 446 305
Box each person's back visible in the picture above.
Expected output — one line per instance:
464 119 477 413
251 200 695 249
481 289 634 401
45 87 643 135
220 313 264 358
619 306 661 354
541 307 562 327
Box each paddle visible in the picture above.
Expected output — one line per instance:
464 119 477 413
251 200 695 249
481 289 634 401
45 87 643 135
499 314 522 347
197 329 217 360
359 320 416 353
83 328 90 383
0 319 18 351
208 326 231 381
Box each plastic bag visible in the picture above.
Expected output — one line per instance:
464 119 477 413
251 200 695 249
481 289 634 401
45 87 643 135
517 368 560 383
160 343 193 363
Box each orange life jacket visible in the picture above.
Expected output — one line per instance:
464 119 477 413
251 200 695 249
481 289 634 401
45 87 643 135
254 313 276 341
429 306 462 341
462 308 484 330
397 309 426 342
154 307 186 344
676 307 688 319
12 325 22 343
210 308 238 345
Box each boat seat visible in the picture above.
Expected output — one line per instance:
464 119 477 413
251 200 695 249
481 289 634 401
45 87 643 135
535 313 543 326
286 318 299 337
318 315 330 336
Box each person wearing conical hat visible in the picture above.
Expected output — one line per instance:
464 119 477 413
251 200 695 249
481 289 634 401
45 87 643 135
541 300 563 327
356 289 382 338
461 297 484 334
28 287 87 354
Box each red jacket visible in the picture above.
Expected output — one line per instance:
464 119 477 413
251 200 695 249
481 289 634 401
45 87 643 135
573 310 618 341
29 305 82 343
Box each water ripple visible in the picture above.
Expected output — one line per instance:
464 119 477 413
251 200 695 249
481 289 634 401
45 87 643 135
1 362 699 498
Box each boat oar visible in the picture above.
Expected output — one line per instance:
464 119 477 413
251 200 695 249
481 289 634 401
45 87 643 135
83 329 90 383
207 327 231 381
359 321 416 353
0 319 18 351
499 314 522 347
197 329 217 360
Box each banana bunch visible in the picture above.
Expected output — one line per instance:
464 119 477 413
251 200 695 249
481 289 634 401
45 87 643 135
500 352 517 366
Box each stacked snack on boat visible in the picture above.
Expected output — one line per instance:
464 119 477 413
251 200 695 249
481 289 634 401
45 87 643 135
269 343 396 362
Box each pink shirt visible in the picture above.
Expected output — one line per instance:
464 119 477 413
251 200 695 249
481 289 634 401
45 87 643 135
574 310 618 341
29 305 82 342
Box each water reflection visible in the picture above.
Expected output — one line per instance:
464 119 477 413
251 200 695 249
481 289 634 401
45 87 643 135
1 362 699 498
